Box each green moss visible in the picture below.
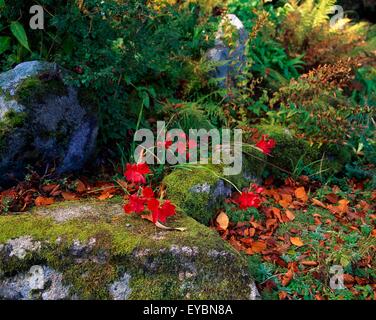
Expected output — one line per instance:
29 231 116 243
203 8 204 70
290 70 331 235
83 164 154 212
162 159 267 224
163 165 222 225
64 261 117 300
0 110 27 150
15 76 67 106
129 275 182 300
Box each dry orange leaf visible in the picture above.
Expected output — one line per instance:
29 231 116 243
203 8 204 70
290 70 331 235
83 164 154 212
328 199 349 215
251 241 267 253
250 221 264 230
245 248 254 255
281 269 294 287
76 179 87 193
295 187 308 202
301 260 318 267
279 194 292 208
97 191 114 201
216 211 229 231
61 192 78 201
290 236 304 247
278 291 288 300
343 274 355 284
281 193 293 203
35 196 55 206
272 207 283 222
312 198 327 208
42 184 59 194
286 210 295 221
266 218 278 229
278 199 290 208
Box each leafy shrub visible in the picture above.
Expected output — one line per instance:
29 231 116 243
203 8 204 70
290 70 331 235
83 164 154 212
279 0 373 68
228 0 304 86
268 59 375 146
0 0 220 155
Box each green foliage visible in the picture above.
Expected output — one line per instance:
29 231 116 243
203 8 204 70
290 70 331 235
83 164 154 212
228 0 304 86
1 0 220 154
226 206 261 223
280 0 372 67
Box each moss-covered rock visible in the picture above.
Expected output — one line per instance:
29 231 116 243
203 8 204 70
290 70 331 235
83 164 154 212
0 61 97 187
14 76 67 106
256 125 348 178
163 153 266 225
0 200 259 300
163 165 226 225
256 125 319 177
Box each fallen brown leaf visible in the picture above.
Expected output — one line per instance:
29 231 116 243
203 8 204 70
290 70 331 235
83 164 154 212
251 241 267 253
76 179 87 193
286 210 295 221
61 192 78 201
301 260 318 267
35 196 55 206
216 211 229 231
281 268 294 286
290 236 304 247
312 198 327 208
295 187 308 202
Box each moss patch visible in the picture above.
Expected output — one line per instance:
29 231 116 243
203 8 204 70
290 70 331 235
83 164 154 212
14 76 67 106
0 110 27 151
256 124 322 178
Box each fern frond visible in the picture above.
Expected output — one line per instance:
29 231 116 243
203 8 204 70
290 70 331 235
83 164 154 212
312 0 337 28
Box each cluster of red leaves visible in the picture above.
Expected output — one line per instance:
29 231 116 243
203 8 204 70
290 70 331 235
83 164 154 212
214 176 376 300
124 163 151 184
256 135 276 155
123 163 176 224
232 185 264 210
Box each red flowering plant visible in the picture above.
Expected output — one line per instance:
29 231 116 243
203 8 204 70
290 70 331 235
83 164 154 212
122 162 180 228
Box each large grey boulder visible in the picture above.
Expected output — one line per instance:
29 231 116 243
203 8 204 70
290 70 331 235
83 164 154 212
206 14 249 89
0 200 260 300
0 61 97 187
